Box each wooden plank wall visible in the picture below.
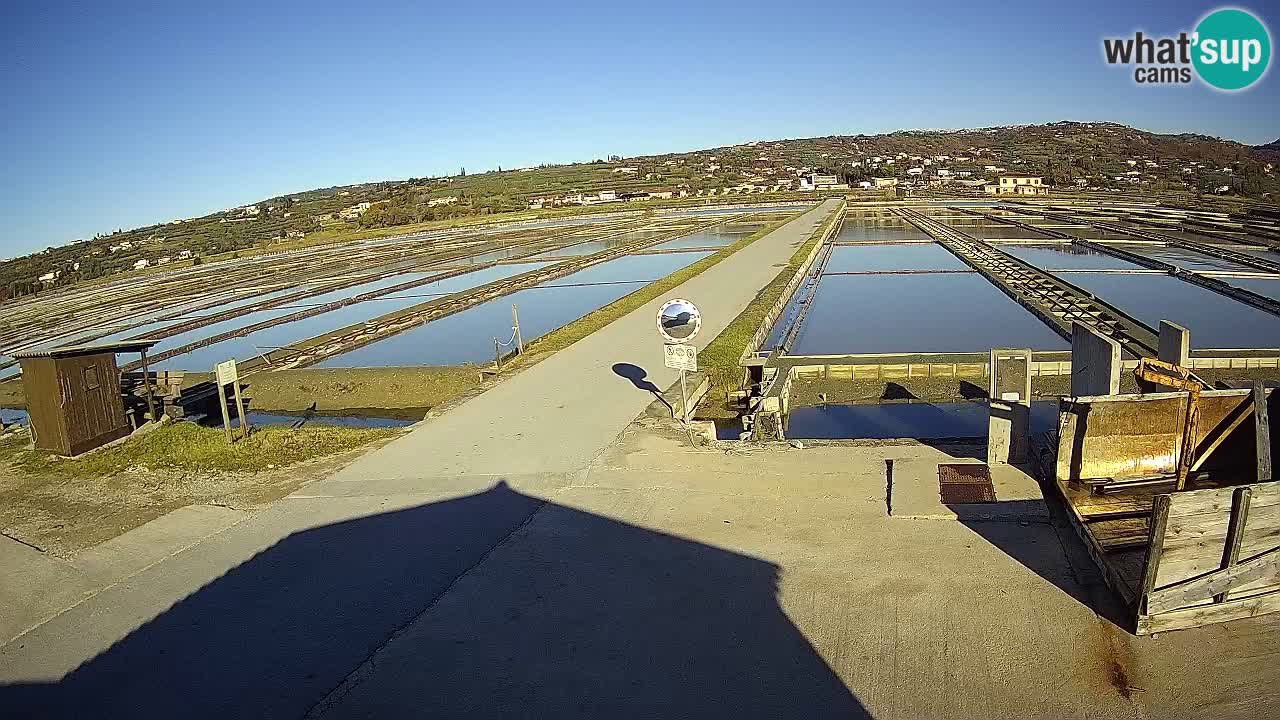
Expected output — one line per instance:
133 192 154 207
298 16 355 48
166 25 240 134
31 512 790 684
58 354 130 456
1138 480 1280 634
20 357 68 454
1056 390 1261 484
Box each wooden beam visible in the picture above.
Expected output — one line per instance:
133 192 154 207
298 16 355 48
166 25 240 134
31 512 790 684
1216 487 1252 604
140 349 157 423
1137 589 1280 635
1139 494 1172 615
219 382 233 445
1256 381 1272 484
1148 545 1280 614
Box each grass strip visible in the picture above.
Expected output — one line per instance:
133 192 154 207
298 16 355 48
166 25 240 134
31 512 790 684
7 422 399 476
696 205 841 417
516 215 795 359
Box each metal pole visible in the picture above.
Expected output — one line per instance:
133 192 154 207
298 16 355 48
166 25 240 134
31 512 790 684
512 304 523 355
140 349 157 423
678 367 697 446
679 368 690 423
494 338 502 372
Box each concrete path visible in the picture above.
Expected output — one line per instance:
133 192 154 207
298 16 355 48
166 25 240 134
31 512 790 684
312 198 840 486
0 200 841 717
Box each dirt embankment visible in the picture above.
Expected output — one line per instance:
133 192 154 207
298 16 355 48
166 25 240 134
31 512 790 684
2 366 485 414
0 422 401 557
244 366 485 413
0 378 23 409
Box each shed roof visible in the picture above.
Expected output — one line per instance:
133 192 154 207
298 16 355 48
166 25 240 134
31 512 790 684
13 340 160 360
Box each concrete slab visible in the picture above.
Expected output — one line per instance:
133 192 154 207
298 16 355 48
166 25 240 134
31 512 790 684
0 489 548 718
5 427 1279 719
0 537 96 645
1071 322 1122 396
309 453 1135 720
1 504 248 648
71 504 247 585
1158 320 1191 366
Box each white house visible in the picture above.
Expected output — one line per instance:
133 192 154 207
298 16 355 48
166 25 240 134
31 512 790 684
338 202 374 220
984 175 1048 196
133 259 150 270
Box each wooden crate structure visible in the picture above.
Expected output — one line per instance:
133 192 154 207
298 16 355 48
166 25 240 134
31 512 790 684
1138 481 1280 633
1053 386 1277 633
14 341 159 456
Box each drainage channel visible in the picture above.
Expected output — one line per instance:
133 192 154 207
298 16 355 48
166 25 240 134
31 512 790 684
894 207 1159 357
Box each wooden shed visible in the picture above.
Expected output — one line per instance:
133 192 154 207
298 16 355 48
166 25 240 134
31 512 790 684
13 341 159 456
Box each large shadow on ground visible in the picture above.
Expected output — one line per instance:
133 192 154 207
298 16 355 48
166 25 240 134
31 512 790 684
951 497 1134 629
1 482 866 718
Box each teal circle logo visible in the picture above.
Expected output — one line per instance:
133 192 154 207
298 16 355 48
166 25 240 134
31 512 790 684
1193 8 1271 90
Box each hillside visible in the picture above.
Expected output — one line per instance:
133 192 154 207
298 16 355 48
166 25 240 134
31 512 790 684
4 121 1278 301
1253 139 1280 164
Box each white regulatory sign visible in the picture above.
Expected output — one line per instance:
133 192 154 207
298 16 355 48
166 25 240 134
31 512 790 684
663 343 697 372
215 359 239 387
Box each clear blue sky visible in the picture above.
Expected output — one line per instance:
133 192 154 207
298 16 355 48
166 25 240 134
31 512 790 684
2 0 1276 256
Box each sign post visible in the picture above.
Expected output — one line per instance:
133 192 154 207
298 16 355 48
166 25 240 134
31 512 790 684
512 304 523 355
657 298 702 426
662 344 698 421
215 359 248 443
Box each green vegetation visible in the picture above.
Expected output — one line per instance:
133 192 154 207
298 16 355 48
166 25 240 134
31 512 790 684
8 422 399 476
247 366 483 414
697 207 841 418
516 215 794 360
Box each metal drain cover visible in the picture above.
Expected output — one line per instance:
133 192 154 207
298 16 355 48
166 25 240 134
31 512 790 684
938 464 996 504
